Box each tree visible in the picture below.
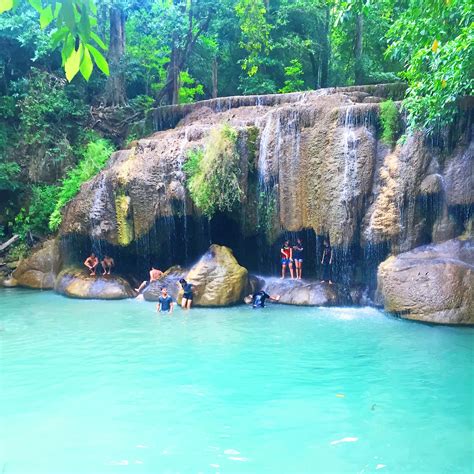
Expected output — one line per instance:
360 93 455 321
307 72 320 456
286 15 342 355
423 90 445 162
386 0 473 130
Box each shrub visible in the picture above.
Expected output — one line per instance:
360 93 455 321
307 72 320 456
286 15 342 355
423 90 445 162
380 99 400 147
279 59 305 93
12 185 58 240
183 125 242 218
49 137 115 231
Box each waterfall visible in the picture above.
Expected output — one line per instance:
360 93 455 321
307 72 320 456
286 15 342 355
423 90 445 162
89 174 108 255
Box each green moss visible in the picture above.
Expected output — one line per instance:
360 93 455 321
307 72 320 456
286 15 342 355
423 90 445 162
183 125 242 219
380 100 400 148
246 126 259 172
257 188 278 243
115 191 134 246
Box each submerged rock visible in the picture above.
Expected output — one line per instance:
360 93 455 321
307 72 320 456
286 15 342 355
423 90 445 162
260 277 346 306
185 245 249 306
377 238 473 324
142 265 187 302
55 268 135 299
12 239 61 289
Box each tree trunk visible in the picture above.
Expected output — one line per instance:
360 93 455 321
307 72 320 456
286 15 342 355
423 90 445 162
320 6 330 88
105 6 126 106
212 57 218 98
309 52 320 89
354 13 364 85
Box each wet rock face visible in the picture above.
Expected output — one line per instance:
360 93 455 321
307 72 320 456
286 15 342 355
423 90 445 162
185 245 249 306
142 266 187 302
377 239 474 324
261 277 347 306
12 239 61 289
59 84 473 272
55 268 135 299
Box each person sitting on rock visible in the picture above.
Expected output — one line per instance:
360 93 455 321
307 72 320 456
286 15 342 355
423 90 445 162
246 290 280 308
101 255 115 275
84 253 99 276
179 278 193 309
280 240 294 279
293 238 304 280
321 239 333 284
157 287 174 314
135 266 163 294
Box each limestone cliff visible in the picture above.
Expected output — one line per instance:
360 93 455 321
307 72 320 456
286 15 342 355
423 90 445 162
58 84 473 286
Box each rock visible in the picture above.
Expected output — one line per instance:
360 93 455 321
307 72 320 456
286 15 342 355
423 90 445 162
0 276 18 287
444 142 474 206
432 213 458 243
377 239 473 324
261 277 347 306
12 239 61 289
55 268 135 299
142 266 187 302
185 245 248 306
419 174 443 195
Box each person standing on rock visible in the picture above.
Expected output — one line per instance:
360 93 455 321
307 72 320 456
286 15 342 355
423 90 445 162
321 239 333 284
293 238 304 279
280 240 294 279
157 287 174 314
179 278 193 309
101 255 115 275
84 253 99 276
135 266 163 294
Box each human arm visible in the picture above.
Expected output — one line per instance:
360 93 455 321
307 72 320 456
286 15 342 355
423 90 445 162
169 301 174 314
329 250 333 265
269 294 281 302
157 302 161 312
84 258 92 269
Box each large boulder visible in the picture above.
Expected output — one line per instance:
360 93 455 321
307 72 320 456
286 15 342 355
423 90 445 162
55 268 135 299
185 245 249 306
261 277 347 306
142 266 187 302
377 238 473 324
12 239 61 289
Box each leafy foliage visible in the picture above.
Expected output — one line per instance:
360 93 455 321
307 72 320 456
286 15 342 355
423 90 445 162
0 0 109 82
279 59 305 93
379 99 400 147
178 71 204 104
12 184 57 239
183 125 242 218
49 136 114 230
386 0 473 131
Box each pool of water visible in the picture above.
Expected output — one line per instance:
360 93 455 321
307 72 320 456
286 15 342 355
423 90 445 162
0 288 473 474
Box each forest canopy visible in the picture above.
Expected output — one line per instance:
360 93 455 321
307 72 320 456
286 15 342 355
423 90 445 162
0 0 473 249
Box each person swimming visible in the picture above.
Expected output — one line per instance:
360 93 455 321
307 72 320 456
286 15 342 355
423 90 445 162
157 287 174 314
179 278 193 309
247 290 280 308
293 238 304 279
280 240 294 279
135 266 163 294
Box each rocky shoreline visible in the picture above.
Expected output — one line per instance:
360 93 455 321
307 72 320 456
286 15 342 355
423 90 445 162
2 239 472 325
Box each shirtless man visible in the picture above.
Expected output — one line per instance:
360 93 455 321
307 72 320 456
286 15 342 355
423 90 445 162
101 255 115 275
135 266 163 294
84 253 99 276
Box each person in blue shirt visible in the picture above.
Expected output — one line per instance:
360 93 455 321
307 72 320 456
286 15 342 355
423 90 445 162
157 287 174 313
179 278 193 309
246 290 280 308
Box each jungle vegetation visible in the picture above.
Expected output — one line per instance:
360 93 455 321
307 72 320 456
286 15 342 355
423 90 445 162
0 0 472 251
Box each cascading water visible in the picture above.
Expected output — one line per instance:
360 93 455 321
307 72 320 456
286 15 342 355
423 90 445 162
89 174 108 256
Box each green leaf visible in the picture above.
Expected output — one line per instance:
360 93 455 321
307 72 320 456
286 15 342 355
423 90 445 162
28 0 42 13
87 44 109 76
90 31 106 50
51 26 69 48
40 5 54 29
0 0 14 14
65 43 83 82
79 46 93 81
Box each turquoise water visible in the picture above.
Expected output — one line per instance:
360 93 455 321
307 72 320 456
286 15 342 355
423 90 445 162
1 289 473 474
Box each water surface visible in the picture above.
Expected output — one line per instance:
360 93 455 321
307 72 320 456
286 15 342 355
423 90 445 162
1 289 473 473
